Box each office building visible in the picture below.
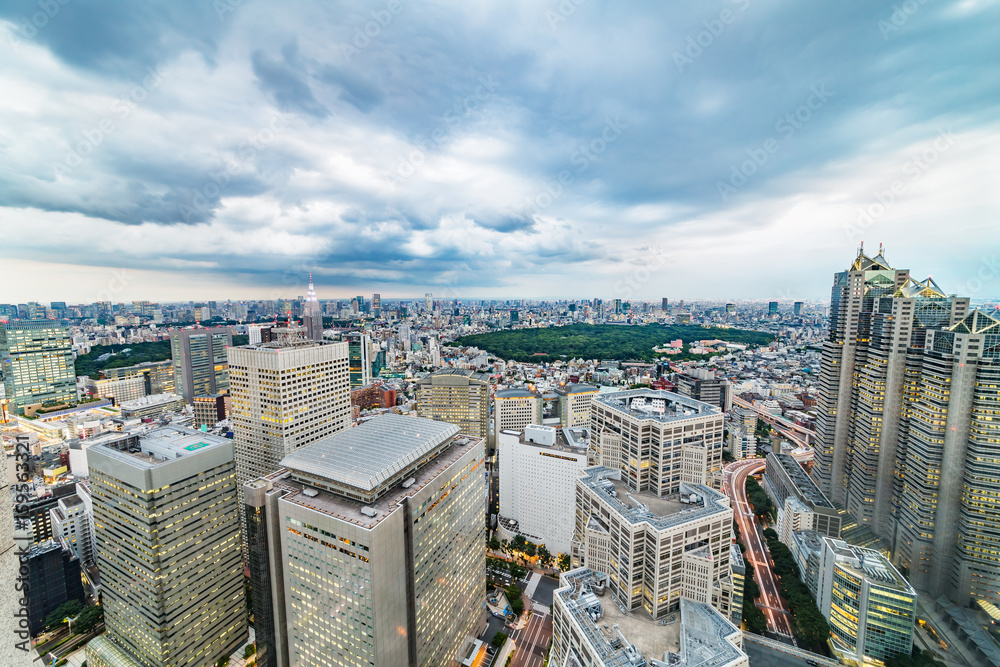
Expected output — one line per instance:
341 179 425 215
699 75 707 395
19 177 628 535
729 543 745 627
415 368 491 439
494 388 543 440
23 538 85 635
762 453 841 539
497 426 589 554
346 331 373 388
372 293 381 317
0 319 76 412
192 392 228 428
551 568 748 667
303 273 324 341
662 297 669 310
892 309 1000 604
726 302 736 314
793 301 804 316
15 484 78 546
726 426 756 461
229 325 351 551
768 301 778 315
818 538 916 665
169 326 233 402
84 376 146 405
590 389 724 494
574 466 737 620
102 360 175 396
811 248 966 514
244 415 486 667
85 428 246 667
674 368 726 409
556 383 598 428
119 392 184 419
49 493 93 566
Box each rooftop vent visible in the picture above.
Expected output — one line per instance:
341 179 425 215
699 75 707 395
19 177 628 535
301 487 319 498
360 506 379 517
402 477 416 489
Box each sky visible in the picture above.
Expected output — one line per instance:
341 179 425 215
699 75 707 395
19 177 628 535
1 0 999 304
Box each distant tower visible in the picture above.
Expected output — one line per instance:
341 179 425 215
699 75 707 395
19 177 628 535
303 273 323 341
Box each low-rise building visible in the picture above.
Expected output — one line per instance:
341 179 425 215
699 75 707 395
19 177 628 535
119 392 184 419
762 452 841 538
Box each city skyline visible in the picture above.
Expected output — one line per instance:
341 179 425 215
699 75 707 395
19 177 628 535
1 1 998 302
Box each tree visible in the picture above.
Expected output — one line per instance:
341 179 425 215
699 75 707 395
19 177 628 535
537 545 553 569
763 527 778 541
44 599 85 630
512 534 528 552
523 543 537 559
491 631 509 648
500 539 510 556
558 553 572 571
73 604 103 634
244 645 256 659
509 562 527 580
489 536 501 551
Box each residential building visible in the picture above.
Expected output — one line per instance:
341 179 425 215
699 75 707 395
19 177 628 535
556 383 599 427
244 415 486 667
228 325 351 552
83 376 145 405
168 326 233 402
497 426 589 554
415 368 491 440
0 319 76 412
23 538 85 635
573 466 737 620
551 568 748 667
818 538 916 666
590 389 725 494
85 427 246 667
762 453 841 539
727 427 756 461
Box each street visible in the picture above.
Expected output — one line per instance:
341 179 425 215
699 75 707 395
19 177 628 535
725 457 794 638
508 610 553 667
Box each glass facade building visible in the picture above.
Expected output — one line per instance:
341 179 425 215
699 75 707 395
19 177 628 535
245 415 486 667
0 319 75 412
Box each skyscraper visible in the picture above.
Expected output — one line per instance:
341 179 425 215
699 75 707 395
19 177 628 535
244 415 485 667
415 368 490 439
768 301 779 316
372 292 381 317
346 331 373 388
0 319 75 412
303 273 324 341
85 428 246 667
793 301 804 316
425 292 433 311
811 248 968 518
228 325 351 550
169 326 233 403
892 310 1000 603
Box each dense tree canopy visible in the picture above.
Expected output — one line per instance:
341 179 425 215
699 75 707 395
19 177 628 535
75 334 248 378
447 324 774 363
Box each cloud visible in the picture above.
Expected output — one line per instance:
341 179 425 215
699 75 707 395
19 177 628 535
0 0 998 301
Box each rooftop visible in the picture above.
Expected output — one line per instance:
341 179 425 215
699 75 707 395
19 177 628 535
280 414 462 499
579 467 730 531
417 368 491 384
90 426 231 470
501 426 590 455
593 389 720 423
823 537 914 593
557 383 599 395
263 425 483 529
495 387 539 398
773 452 834 509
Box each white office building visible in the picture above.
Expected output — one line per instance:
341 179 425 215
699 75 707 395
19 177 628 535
497 426 589 554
